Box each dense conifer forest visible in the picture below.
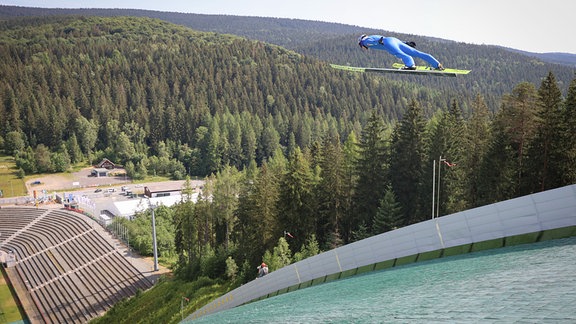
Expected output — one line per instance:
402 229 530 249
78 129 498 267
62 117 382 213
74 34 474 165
2 4 575 116
1 14 576 318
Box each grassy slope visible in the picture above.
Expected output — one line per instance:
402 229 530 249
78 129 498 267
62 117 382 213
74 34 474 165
90 276 234 324
0 155 26 198
0 269 25 323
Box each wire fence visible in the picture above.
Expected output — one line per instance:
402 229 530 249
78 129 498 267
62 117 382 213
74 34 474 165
0 197 34 206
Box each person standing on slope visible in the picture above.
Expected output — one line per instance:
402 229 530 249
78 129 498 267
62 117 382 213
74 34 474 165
358 34 444 70
257 262 268 278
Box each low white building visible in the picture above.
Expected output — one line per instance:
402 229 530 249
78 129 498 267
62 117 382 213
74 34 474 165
103 193 199 219
69 180 203 221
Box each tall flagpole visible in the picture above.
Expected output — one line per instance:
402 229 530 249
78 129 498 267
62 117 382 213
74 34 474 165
437 156 445 218
432 159 436 219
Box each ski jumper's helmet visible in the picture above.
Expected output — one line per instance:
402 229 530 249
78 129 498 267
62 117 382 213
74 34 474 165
358 34 367 48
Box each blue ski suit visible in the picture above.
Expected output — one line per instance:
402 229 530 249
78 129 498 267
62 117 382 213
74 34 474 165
358 35 441 69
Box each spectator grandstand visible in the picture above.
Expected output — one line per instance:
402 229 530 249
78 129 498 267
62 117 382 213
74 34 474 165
0 207 153 323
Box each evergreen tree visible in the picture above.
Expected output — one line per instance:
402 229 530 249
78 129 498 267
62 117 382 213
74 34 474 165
227 116 243 170
204 117 223 174
241 125 257 167
523 72 564 192
212 165 243 251
262 237 292 272
373 185 403 234
66 133 83 164
476 83 539 204
75 116 98 157
293 234 321 262
195 177 216 259
2 86 20 133
476 131 517 205
277 147 315 251
390 100 426 225
174 177 198 278
258 120 281 164
350 222 370 242
464 94 491 208
235 161 281 272
315 133 345 249
426 100 468 217
560 77 576 185
495 82 539 193
340 131 359 244
352 111 388 236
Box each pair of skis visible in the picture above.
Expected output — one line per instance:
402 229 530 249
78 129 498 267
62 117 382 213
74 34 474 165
331 63 470 77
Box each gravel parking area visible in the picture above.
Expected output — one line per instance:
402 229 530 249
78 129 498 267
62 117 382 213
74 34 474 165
26 167 130 194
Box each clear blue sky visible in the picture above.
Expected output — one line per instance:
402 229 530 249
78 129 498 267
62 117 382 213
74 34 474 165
2 0 575 54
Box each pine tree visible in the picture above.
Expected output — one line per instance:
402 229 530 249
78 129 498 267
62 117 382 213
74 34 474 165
227 115 243 170
235 160 281 270
427 100 468 216
390 100 426 225
340 131 359 243
464 94 491 207
495 82 539 193
204 117 223 175
315 133 345 249
66 133 83 164
373 185 403 234
263 237 292 272
561 77 576 185
258 117 280 164
173 177 197 276
350 222 370 242
212 165 243 251
75 116 98 156
2 86 21 133
476 131 517 205
277 147 315 251
293 234 320 262
476 84 539 204
523 72 564 192
352 111 388 236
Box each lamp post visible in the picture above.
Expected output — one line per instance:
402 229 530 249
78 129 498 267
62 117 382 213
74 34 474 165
432 160 436 219
437 156 446 219
432 156 447 219
147 198 159 272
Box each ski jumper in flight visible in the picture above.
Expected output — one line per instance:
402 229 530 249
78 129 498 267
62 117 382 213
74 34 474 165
358 35 444 70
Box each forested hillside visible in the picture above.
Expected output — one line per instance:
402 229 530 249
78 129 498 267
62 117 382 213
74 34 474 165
1 4 575 114
1 15 575 291
0 16 433 177
2 6 576 110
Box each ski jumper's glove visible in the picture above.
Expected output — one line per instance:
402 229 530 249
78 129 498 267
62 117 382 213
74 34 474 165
404 41 416 48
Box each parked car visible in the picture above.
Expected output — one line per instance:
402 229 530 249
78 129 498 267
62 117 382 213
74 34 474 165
94 188 102 193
